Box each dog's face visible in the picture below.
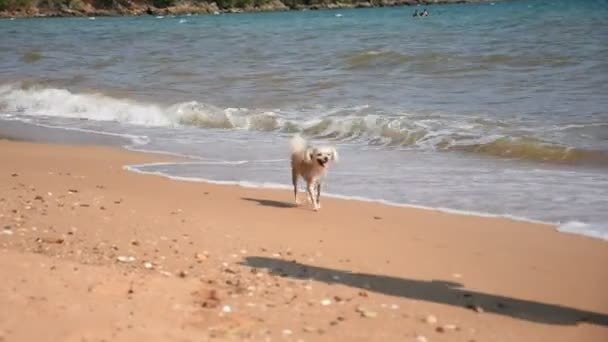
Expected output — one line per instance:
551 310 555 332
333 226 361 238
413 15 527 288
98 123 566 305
306 146 338 168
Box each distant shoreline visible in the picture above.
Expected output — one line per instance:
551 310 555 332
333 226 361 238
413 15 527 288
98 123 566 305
1 0 494 19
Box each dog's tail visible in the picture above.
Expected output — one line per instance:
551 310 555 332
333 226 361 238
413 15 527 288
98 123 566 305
290 134 308 154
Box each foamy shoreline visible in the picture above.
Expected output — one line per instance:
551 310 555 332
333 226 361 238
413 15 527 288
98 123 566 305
2 117 607 242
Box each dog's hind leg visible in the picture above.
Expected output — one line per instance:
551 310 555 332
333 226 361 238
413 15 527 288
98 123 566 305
315 182 322 209
292 168 300 205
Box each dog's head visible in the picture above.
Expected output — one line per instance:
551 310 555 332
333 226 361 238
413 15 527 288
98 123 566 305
305 146 338 168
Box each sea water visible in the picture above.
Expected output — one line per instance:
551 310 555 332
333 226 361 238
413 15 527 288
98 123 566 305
1 0 607 239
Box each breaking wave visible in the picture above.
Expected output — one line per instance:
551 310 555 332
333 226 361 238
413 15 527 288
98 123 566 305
1 83 606 166
0 83 280 131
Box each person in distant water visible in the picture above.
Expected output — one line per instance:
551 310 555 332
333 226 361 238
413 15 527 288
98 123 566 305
422 9 429 17
413 9 419 17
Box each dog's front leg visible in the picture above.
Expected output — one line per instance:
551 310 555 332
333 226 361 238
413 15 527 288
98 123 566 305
307 183 319 211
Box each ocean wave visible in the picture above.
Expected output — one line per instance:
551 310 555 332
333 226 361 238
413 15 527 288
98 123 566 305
343 50 414 70
1 82 606 166
342 50 575 71
0 83 281 132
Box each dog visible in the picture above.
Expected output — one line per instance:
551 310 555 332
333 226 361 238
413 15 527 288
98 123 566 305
290 135 338 211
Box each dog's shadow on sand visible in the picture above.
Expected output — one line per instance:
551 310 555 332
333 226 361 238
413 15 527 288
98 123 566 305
239 256 608 327
242 197 296 209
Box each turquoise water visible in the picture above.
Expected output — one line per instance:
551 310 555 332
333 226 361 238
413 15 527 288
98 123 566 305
1 0 608 238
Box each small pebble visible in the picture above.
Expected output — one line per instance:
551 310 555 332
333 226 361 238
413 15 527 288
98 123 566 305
356 306 377 318
436 324 458 333
424 314 437 324
282 329 292 336
320 299 332 306
222 305 232 313
467 304 484 313
415 335 428 342
117 256 135 263
143 262 154 269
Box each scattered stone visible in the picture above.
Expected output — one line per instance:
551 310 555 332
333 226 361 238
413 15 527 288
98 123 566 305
159 271 172 277
178 270 188 278
358 291 368 297
415 335 428 342
35 237 64 244
333 295 343 302
99 206 106 210
282 329 292 336
390 304 400 310
373 216 382 220
356 306 377 318
1 230 13 236
143 262 154 269
47 192 53 196
452 273 463 278
436 324 458 333
11 173 18 177
424 314 437 324
222 305 232 313
117 256 136 263
34 195 44 201
68 189 78 193
467 304 484 313
79 203 90 207
303 326 316 333
320 299 332 306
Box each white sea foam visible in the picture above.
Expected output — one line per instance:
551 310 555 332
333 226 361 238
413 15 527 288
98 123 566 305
3 83 605 166
557 221 608 240
0 84 281 131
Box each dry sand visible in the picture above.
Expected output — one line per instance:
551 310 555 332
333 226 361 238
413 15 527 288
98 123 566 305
1 139 607 342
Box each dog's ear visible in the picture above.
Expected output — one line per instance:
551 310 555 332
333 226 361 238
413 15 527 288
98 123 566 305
330 148 339 162
304 147 315 162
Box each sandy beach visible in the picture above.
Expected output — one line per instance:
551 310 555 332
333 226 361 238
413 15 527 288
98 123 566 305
0 139 607 342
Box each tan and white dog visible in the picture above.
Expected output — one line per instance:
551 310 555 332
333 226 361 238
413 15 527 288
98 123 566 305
290 135 338 211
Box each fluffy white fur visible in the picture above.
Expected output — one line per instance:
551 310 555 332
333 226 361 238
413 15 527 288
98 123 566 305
290 135 338 211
